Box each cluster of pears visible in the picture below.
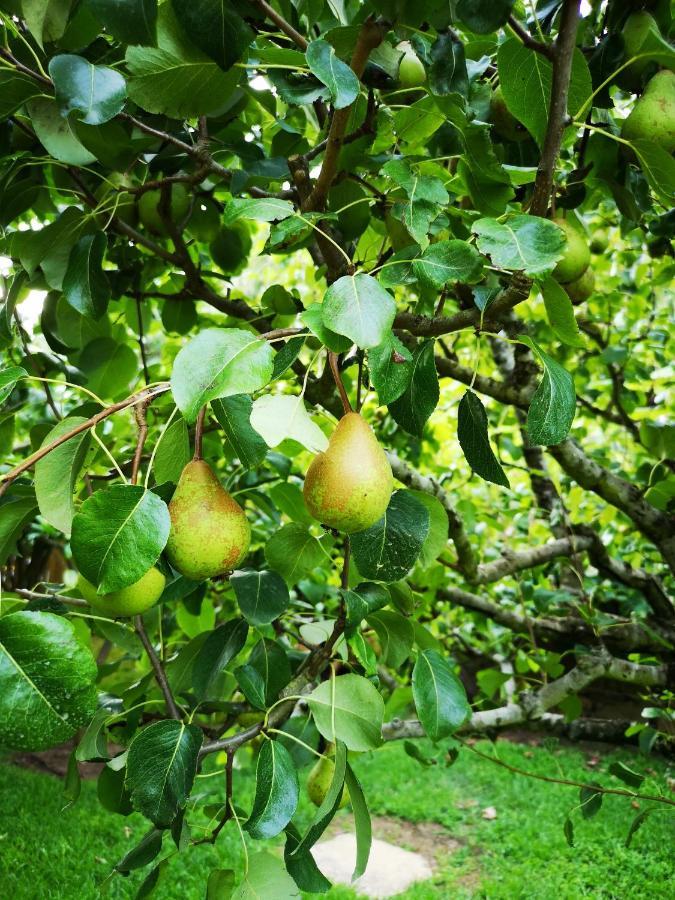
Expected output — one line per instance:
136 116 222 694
303 412 393 534
552 217 594 304
307 743 350 808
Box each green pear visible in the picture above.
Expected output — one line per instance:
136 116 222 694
307 752 350 808
77 567 165 618
490 86 528 142
303 412 393 534
621 70 675 153
166 460 251 580
552 218 591 284
137 183 190 235
620 12 666 90
589 230 609 254
564 267 595 305
396 41 426 88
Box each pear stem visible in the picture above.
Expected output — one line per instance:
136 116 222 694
193 406 206 460
328 352 353 415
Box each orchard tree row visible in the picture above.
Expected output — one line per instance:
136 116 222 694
0 0 674 895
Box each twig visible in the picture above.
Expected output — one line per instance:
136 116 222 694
507 15 553 59
134 616 181 720
328 351 352 415
130 400 150 486
135 296 150 385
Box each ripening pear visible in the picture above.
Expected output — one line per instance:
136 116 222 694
307 749 350 809
552 218 591 284
77 567 165 618
490 86 528 142
396 41 426 88
620 12 665 90
621 70 675 153
137 183 190 235
165 460 251 580
303 412 393 534
564 267 595 305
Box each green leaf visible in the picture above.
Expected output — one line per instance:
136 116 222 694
308 674 384 751
284 823 332 893
0 70 41 118
306 39 360 109
28 98 96 165
608 761 645 789
71 484 170 593
409 491 448 567
62 232 110 320
191 618 249 700
0 366 28 405
394 96 445 143
89 0 157 46
49 54 126 125
116 828 163 873
580 783 603 819
301 304 352 353
412 649 470 742
272 336 305 379
383 159 449 206
289 741 347 858
230 569 290 626
0 611 97 751
0 487 38 566
11 206 90 290
125 720 202 828
171 0 253 70
34 417 91 536
250 394 328 454
235 639 291 709
78 338 137 399
207 870 236 900
344 763 371 880
246 740 299 839
457 391 510 487
171 328 274 423
322 274 396 350
63 749 81 810
625 808 653 848
632 139 675 206
212 395 268 469
232 851 301 899
368 333 413 406
265 523 325 585
563 816 574 848
351 490 430 582
153 416 190 483
412 240 484 288
472 215 566 275
457 0 515 33
540 276 584 347
344 583 390 626
224 198 295 224
367 610 414 668
389 340 439 437
429 31 468 96
23 0 74 48
497 39 592 146
519 336 576 446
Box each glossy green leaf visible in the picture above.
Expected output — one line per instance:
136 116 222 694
0 611 97 751
70 484 170 592
389 341 439 437
368 333 413 406
115 828 163 873
191 618 248 699
230 569 290 626
301 304 352 353
457 391 510 487
351 490 429 582
580 783 603 819
23 0 74 48
28 98 96 165
212 395 268 469
235 639 291 710
322 274 396 350
171 328 274 423
541 276 584 347
224 198 295 224
306 39 360 109
457 0 515 33
0 487 38 566
153 416 190 483
289 741 347 857
0 70 41 118
472 215 567 275
344 763 371 880
245 740 299 839
308 674 384 751
632 139 675 206
429 31 468 96
284 823 332 893
409 491 448 567
125 720 202 828
62 232 110 320
367 610 414 668
34 417 91 536
413 240 484 288
89 0 157 45
520 336 576 446
78 338 137 399
412 649 470 742
0 366 27 405
250 394 328 454
49 55 126 125
171 0 253 70
232 851 301 899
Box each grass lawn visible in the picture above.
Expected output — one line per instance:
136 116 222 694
1 738 673 899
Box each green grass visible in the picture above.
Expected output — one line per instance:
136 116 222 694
1 739 673 899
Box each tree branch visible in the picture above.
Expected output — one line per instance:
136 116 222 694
134 616 181 720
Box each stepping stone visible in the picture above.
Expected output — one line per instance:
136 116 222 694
311 832 433 898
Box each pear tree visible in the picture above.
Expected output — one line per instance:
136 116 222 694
1 0 674 894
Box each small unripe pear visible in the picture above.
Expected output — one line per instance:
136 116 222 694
396 42 426 88
621 70 675 153
620 12 664 90
564 267 595 305
137 183 190 235
552 218 591 284
165 459 251 580
303 412 393 534
77 567 165 617
307 752 350 808
589 230 609 254
490 86 528 142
